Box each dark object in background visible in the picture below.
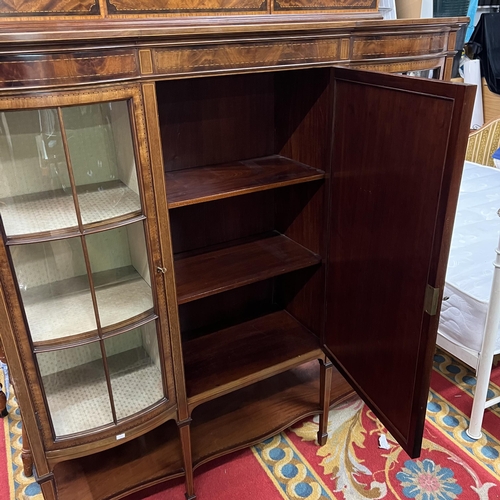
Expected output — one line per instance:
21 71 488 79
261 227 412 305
433 0 470 78
478 0 499 7
452 25 468 78
468 13 500 94
434 0 471 16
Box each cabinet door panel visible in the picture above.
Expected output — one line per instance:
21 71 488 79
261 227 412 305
104 322 164 420
37 343 113 437
0 85 177 450
324 68 474 457
61 102 142 226
85 223 154 329
0 108 76 237
10 238 97 343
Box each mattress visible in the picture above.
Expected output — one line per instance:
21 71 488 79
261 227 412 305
438 161 500 356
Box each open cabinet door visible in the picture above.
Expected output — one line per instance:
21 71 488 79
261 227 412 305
324 67 475 458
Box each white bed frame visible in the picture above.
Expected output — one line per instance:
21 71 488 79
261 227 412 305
437 220 500 439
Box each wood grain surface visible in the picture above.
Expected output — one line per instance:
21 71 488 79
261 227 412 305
52 419 184 500
166 155 325 208
273 0 376 12
107 0 267 14
0 0 99 16
0 50 138 88
175 232 321 304
190 360 353 467
183 310 322 407
324 67 475 458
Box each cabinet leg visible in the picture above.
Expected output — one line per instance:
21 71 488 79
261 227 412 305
318 358 333 446
0 383 7 418
39 475 57 500
0 340 8 418
21 420 34 477
178 419 196 500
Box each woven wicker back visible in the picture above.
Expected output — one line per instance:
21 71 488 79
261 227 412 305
466 117 500 167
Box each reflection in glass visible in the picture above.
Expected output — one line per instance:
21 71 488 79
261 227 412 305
38 342 113 437
105 322 164 420
85 222 153 328
9 238 97 343
0 109 77 236
62 101 141 225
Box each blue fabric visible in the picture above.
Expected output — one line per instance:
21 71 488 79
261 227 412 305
493 147 500 160
466 0 479 42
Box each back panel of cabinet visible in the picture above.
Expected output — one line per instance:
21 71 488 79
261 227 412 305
157 69 332 338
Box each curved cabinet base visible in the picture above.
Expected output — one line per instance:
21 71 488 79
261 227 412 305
46 361 353 500
52 419 184 500
190 360 353 469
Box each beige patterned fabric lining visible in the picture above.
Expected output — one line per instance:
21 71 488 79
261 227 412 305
42 347 163 436
0 182 140 237
466 118 500 168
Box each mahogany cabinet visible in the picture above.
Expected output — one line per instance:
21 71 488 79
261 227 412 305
0 7 474 500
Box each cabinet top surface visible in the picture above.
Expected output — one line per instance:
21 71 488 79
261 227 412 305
0 15 468 45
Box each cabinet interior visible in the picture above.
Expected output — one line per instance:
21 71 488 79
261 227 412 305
156 67 334 411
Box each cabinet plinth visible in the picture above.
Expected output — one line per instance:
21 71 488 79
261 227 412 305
52 420 184 500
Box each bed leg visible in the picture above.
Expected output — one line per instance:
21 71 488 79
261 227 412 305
467 235 500 440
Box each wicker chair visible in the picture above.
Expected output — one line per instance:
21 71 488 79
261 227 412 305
466 117 500 167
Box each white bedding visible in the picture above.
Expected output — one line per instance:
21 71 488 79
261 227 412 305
438 161 500 357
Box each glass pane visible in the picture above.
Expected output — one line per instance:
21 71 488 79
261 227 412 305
62 101 141 225
104 322 164 420
0 108 77 237
38 342 113 437
85 222 153 328
9 238 97 343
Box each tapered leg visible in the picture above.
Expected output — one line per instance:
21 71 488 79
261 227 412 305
318 358 333 446
178 419 196 500
0 341 8 418
21 421 33 477
0 384 7 418
467 236 500 439
39 475 57 500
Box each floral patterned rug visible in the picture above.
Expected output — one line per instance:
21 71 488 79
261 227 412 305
251 349 500 500
2 348 500 499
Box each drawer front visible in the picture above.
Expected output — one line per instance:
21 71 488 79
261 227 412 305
352 32 449 60
0 50 139 89
152 38 345 76
106 0 268 15
272 0 377 12
0 0 100 17
349 57 446 75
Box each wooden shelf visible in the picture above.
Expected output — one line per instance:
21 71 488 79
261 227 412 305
42 347 163 437
183 310 323 408
25 266 153 345
165 155 325 209
190 360 353 468
52 419 183 500
175 232 321 304
0 180 141 240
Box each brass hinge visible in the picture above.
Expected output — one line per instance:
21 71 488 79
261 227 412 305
424 284 440 316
